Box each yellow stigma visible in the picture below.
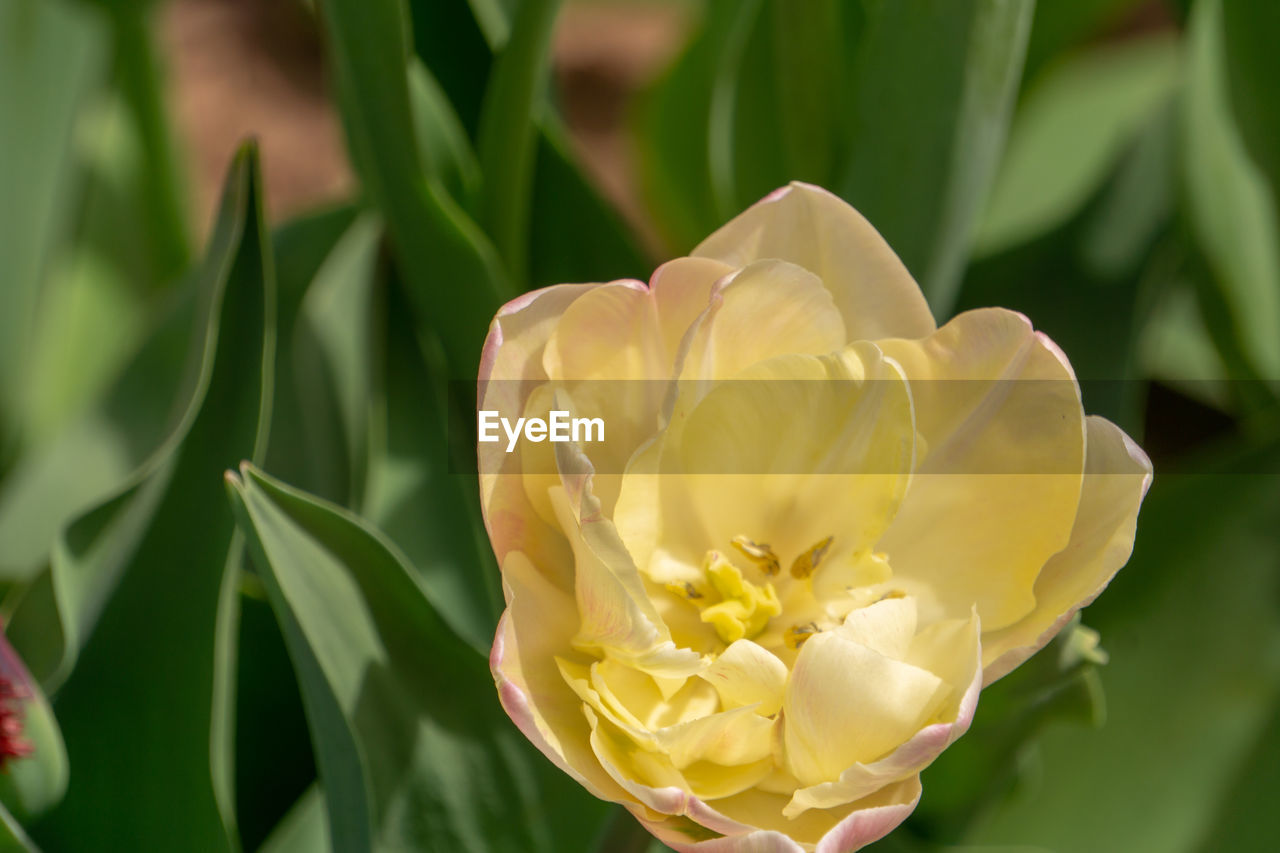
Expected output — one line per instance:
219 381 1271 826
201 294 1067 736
685 550 782 644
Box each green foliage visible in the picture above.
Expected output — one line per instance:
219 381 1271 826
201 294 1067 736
0 0 1278 850
227 464 610 852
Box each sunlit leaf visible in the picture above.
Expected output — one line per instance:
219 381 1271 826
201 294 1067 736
227 464 612 852
12 144 274 851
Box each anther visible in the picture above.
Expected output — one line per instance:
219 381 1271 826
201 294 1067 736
790 536 834 579
731 535 781 576
785 622 822 650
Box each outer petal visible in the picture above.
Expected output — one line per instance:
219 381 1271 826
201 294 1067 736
490 551 631 804
654 776 923 852
692 182 936 342
876 309 1086 630
679 259 848 383
784 611 982 816
782 632 948 787
981 415 1153 682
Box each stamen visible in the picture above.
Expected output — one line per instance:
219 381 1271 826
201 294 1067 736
731 535 781 576
785 622 822 650
790 536 834 579
665 581 704 600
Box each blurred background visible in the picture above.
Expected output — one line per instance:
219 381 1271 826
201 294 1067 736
1 0 1278 851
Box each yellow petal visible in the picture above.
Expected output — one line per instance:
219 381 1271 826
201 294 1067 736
692 182 936 342
698 639 788 717
837 597 918 661
615 342 915 587
653 705 776 769
478 284 598 577
982 415 1152 682
876 308 1086 630
783 632 948 786
551 485 703 677
680 258 847 382
493 551 631 803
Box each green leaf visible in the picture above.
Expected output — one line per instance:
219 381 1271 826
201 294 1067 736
260 785 331 853
0 801 37 852
227 464 611 852
265 204 363 505
637 0 1033 314
14 144 274 851
405 0 494 136
408 58 483 213
1019 0 1147 87
233 590 317 852
317 0 510 377
834 0 1034 314
633 0 741 253
1181 0 1280 384
0 0 109 461
910 619 1108 841
293 213 382 511
363 277 500 652
964 438 1280 851
528 119 651 289
959 101 1177 431
976 34 1180 256
476 0 564 285
1221 0 1280 206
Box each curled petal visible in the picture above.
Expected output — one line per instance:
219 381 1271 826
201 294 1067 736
693 182 936 342
982 416 1152 682
877 308 1086 630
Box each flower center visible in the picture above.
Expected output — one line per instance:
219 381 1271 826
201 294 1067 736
665 533 844 646
670 550 782 644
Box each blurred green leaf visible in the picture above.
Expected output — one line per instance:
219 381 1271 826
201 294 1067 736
1221 0 1280 207
265 204 363 505
834 0 1034 314
633 0 729 253
960 101 1177 430
1181 0 1280 384
639 0 1032 314
227 464 611 853
260 785 331 853
1192 702 1280 851
0 0 109 462
407 0 494 136
0 801 36 853
409 58 483 213
317 0 510 377
0 640 67 823
911 619 1107 841
476 0 563 285
11 144 274 851
101 5 191 284
294 213 382 511
528 119 651 288
977 34 1179 256
363 277 499 652
1019 0 1147 87
965 438 1280 851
